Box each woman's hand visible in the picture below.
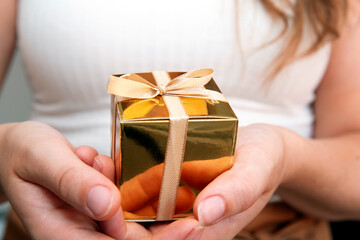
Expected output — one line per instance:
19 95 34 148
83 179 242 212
186 124 287 239
98 124 288 240
0 121 123 240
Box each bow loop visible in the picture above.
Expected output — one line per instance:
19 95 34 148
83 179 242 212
108 68 226 102
108 74 159 100
166 68 214 91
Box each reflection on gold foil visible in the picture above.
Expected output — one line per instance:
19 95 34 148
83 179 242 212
121 97 208 120
120 156 232 220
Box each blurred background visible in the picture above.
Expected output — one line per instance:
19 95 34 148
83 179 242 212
0 51 32 123
0 51 32 239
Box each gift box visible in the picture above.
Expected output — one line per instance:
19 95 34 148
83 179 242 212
108 69 238 222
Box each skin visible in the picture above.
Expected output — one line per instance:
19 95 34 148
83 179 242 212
1 0 360 239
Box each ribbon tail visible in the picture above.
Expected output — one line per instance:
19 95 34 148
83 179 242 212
204 89 228 103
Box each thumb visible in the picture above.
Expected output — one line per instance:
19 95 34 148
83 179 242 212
193 148 273 227
15 137 121 221
193 125 285 227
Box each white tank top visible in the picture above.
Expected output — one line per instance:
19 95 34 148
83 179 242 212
17 0 331 154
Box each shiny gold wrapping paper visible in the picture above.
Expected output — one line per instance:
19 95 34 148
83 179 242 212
111 72 238 222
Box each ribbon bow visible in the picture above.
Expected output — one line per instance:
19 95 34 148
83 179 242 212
107 68 226 103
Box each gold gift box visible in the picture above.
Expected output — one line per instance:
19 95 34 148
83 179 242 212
110 71 238 222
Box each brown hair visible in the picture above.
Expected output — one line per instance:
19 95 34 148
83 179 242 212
260 0 348 78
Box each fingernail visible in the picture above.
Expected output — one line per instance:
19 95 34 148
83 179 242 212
195 225 204 230
93 156 102 172
198 196 225 226
86 185 113 218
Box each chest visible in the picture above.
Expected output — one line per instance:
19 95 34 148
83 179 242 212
18 0 330 109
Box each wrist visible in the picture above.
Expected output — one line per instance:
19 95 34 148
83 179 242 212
0 122 20 145
276 126 308 187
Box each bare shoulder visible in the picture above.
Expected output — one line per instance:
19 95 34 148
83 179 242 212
0 0 17 43
0 0 17 88
313 0 360 138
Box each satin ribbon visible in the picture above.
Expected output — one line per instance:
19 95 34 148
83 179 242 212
108 68 227 220
108 68 227 103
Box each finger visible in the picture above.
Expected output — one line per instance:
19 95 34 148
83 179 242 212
75 145 98 166
123 217 202 240
146 217 202 240
100 207 128 239
10 179 116 240
196 192 273 240
14 136 121 221
124 222 151 240
93 155 115 182
193 147 273 227
75 147 115 182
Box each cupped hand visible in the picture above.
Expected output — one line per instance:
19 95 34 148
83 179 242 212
0 121 122 239
188 124 287 239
